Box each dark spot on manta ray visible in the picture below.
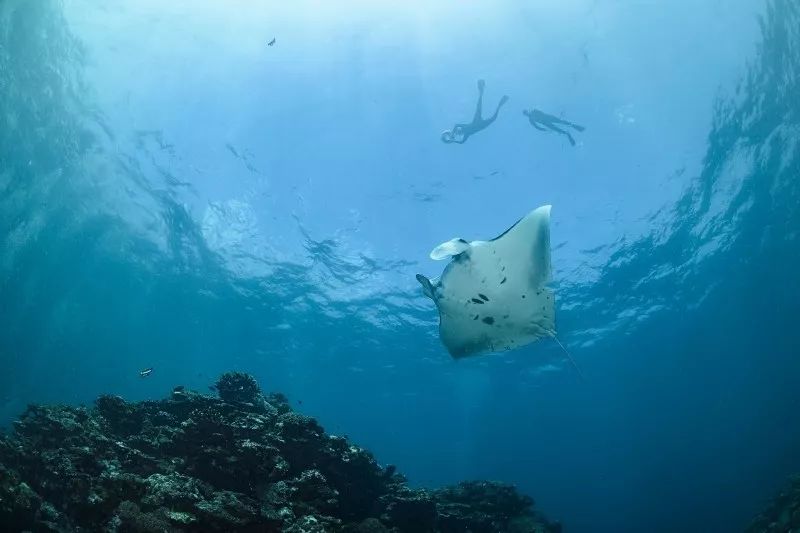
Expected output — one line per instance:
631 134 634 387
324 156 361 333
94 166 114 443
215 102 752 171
482 316 495 325
503 314 509 319
471 298 485 304
500 277 507 284
478 293 489 301
521 295 526 299
473 315 479 320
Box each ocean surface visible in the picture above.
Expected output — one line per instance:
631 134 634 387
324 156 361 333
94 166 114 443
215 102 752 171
1 0 799 531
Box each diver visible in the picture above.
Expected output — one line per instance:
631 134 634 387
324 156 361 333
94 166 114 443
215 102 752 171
522 108 585 146
441 79 509 144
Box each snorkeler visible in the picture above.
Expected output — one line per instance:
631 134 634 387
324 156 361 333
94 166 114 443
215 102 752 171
523 108 585 146
441 79 509 144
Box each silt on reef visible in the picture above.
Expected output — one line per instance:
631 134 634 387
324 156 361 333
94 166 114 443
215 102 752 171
0 372 562 532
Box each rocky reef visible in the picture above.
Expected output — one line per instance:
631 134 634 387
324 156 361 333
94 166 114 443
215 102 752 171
747 475 800 532
0 372 560 532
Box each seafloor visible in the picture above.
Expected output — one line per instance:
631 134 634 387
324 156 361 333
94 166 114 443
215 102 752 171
0 372 561 532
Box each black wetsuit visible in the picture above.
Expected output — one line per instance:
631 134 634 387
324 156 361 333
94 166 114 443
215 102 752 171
443 80 509 144
524 109 585 146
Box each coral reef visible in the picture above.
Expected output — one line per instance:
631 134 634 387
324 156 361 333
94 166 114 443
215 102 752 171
215 372 262 404
0 373 560 532
747 475 800 532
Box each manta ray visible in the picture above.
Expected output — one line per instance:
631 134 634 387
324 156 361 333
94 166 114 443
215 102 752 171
416 205 582 376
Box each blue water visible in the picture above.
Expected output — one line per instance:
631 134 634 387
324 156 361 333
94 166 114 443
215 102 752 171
2 1 799 531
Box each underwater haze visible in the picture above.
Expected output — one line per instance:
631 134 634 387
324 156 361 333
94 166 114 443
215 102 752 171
2 0 800 531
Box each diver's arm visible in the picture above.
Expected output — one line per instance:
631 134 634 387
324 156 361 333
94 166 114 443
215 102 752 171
453 123 472 137
531 122 547 131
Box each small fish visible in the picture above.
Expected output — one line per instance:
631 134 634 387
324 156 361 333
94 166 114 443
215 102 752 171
173 386 185 393
139 367 153 378
267 38 276 47
208 385 217 391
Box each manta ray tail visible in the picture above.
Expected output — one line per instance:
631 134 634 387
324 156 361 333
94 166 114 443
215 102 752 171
553 336 585 381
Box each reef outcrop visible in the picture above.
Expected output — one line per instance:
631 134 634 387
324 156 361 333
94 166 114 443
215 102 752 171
747 475 800 532
0 373 560 532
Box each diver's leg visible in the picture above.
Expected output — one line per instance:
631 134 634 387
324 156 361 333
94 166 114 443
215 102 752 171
559 118 585 132
486 95 509 124
552 116 585 132
547 124 576 146
473 80 485 122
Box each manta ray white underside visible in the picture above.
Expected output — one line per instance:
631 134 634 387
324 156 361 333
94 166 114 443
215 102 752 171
416 205 555 359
